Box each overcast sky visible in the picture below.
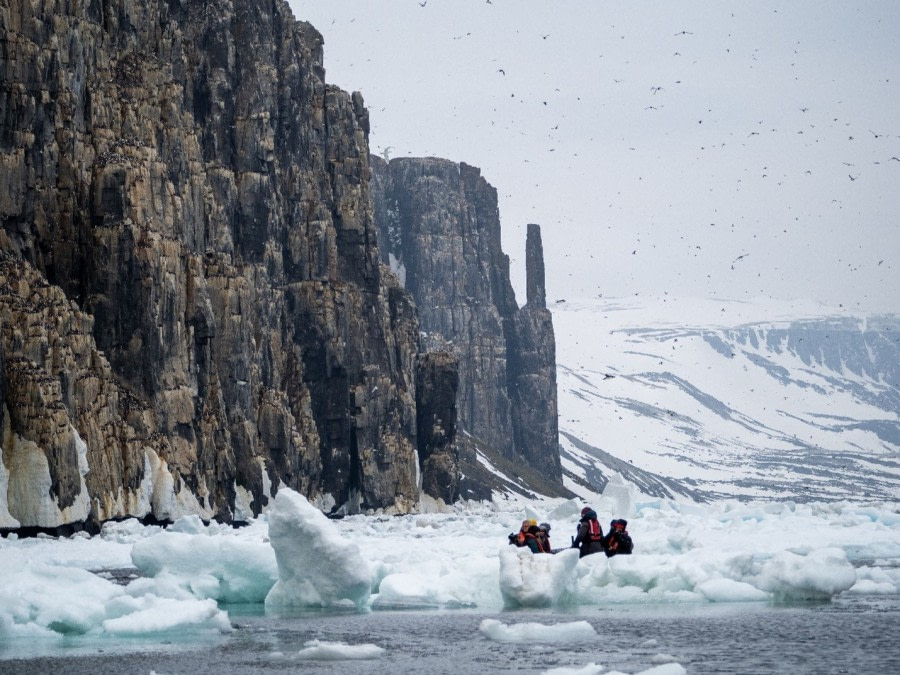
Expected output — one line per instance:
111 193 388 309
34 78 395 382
288 1 899 313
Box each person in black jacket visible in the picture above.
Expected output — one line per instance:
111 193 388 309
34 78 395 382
603 519 634 557
572 507 605 557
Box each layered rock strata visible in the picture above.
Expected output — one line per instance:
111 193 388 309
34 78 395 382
372 158 561 480
0 0 435 530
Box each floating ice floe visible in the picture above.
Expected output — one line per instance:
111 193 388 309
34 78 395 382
130 517 277 603
499 546 580 607
479 618 597 643
294 639 385 660
264 489 371 610
0 549 231 638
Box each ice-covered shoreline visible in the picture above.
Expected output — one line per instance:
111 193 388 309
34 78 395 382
2 476 899 649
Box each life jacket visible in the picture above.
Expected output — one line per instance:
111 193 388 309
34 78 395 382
586 518 603 542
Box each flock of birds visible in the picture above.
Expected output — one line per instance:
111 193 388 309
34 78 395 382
307 2 897 310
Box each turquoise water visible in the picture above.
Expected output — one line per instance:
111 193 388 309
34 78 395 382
1 595 899 674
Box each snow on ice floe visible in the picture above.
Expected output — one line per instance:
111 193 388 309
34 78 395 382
294 639 385 660
0 548 231 638
479 618 597 643
265 488 371 610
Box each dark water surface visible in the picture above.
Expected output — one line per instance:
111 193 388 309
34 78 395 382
2 595 899 674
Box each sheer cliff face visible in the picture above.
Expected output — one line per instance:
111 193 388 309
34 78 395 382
0 0 423 529
372 158 561 479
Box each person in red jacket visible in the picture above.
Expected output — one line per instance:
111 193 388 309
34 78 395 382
603 519 634 557
572 507 605 557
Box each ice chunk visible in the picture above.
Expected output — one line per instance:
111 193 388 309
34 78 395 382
479 618 597 643
695 578 768 602
0 549 231 638
595 472 637 520
101 597 232 635
169 514 207 534
498 547 579 608
759 548 857 601
547 498 585 521
131 529 277 603
294 639 384 660
371 572 442 609
100 517 162 543
264 489 371 610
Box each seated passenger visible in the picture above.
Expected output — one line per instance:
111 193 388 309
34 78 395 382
572 507 605 558
508 518 538 547
603 518 634 557
523 524 546 553
537 522 554 553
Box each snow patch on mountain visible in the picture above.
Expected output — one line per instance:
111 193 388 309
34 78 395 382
552 297 900 502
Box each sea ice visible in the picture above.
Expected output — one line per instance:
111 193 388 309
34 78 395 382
264 488 371 610
1 483 898 642
294 639 385 660
498 546 580 608
131 523 277 603
479 618 597 643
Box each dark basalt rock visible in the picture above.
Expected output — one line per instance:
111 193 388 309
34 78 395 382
372 157 562 482
0 0 427 529
416 350 460 504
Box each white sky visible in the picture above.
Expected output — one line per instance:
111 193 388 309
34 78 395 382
288 1 900 313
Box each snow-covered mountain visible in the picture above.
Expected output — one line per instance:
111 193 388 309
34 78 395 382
551 297 900 502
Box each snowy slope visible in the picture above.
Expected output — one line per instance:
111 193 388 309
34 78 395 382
551 297 900 502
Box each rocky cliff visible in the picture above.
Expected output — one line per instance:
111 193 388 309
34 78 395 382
372 158 561 480
0 0 451 531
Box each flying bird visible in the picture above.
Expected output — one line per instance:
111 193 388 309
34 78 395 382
497 68 505 75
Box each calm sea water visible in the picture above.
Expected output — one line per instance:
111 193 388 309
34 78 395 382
2 595 899 674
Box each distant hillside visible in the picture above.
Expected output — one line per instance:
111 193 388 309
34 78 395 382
550 297 900 502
